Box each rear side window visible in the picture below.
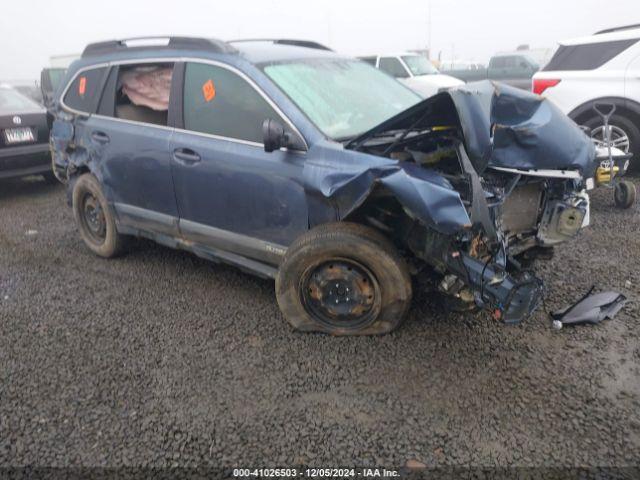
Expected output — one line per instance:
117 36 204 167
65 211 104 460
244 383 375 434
378 57 409 78
96 63 174 126
543 39 638 71
183 62 282 144
63 67 107 113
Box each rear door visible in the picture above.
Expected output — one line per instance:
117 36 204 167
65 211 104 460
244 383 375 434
169 60 309 264
62 63 179 236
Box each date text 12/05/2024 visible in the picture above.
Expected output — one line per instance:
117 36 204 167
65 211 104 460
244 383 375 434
233 468 401 477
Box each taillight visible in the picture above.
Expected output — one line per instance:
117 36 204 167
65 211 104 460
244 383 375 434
532 78 561 95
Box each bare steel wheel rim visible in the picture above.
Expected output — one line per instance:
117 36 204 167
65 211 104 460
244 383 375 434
81 192 106 244
591 124 630 152
300 258 381 329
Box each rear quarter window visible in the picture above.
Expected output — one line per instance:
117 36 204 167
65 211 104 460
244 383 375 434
63 67 108 113
543 39 639 71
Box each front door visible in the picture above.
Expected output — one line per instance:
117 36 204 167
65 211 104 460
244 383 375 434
170 61 308 264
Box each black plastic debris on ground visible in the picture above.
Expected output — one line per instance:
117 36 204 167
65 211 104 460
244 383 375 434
551 286 627 326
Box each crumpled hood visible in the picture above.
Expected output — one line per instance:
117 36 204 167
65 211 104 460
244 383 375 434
347 80 596 176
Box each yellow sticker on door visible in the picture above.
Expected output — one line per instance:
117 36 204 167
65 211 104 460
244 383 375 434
202 79 216 102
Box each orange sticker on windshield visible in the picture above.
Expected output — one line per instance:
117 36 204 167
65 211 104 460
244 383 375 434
202 79 216 102
78 76 87 96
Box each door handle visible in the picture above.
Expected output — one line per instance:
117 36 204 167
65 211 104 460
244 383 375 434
173 148 201 165
91 131 110 144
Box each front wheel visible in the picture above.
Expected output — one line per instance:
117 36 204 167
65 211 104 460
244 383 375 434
275 223 412 335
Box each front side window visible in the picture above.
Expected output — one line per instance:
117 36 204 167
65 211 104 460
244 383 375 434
63 67 107 113
401 56 439 76
264 58 420 140
378 57 409 78
183 62 282 144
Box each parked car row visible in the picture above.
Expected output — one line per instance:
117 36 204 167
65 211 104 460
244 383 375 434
359 53 464 98
534 24 640 160
441 52 540 89
0 84 56 182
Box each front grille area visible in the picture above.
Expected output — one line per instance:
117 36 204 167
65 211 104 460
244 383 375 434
501 183 544 234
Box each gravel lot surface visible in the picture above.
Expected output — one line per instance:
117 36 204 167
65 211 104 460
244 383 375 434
1 176 639 470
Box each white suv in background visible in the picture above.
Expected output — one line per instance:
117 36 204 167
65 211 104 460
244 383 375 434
533 25 640 164
360 53 464 98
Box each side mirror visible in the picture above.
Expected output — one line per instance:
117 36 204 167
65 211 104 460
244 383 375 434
262 118 290 153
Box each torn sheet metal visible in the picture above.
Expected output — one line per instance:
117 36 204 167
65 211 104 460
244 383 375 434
304 80 597 238
303 148 471 235
346 80 596 176
551 288 627 326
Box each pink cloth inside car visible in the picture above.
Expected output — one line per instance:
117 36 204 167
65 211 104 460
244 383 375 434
120 67 172 111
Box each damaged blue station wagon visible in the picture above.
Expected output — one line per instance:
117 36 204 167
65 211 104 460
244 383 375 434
49 37 596 335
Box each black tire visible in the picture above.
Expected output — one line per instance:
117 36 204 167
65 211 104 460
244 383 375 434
614 180 636 209
275 222 412 335
72 173 127 258
42 171 58 185
582 113 640 172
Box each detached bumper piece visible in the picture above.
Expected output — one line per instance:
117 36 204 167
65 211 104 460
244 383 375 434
551 287 626 326
448 253 543 324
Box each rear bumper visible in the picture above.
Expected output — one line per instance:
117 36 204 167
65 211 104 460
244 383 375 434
0 143 51 179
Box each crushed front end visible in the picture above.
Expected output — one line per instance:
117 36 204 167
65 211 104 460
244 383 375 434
330 81 597 324
401 144 591 323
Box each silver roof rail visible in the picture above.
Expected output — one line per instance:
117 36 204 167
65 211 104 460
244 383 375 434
81 36 236 58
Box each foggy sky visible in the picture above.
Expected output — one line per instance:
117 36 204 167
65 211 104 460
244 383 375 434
1 0 638 81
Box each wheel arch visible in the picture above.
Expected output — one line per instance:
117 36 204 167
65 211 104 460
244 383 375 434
569 96 640 126
341 185 415 248
65 164 92 207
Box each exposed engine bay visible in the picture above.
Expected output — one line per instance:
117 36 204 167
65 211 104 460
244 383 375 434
336 82 597 323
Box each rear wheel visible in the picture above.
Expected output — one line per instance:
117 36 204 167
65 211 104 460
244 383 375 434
582 113 640 171
276 223 412 335
72 173 127 258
